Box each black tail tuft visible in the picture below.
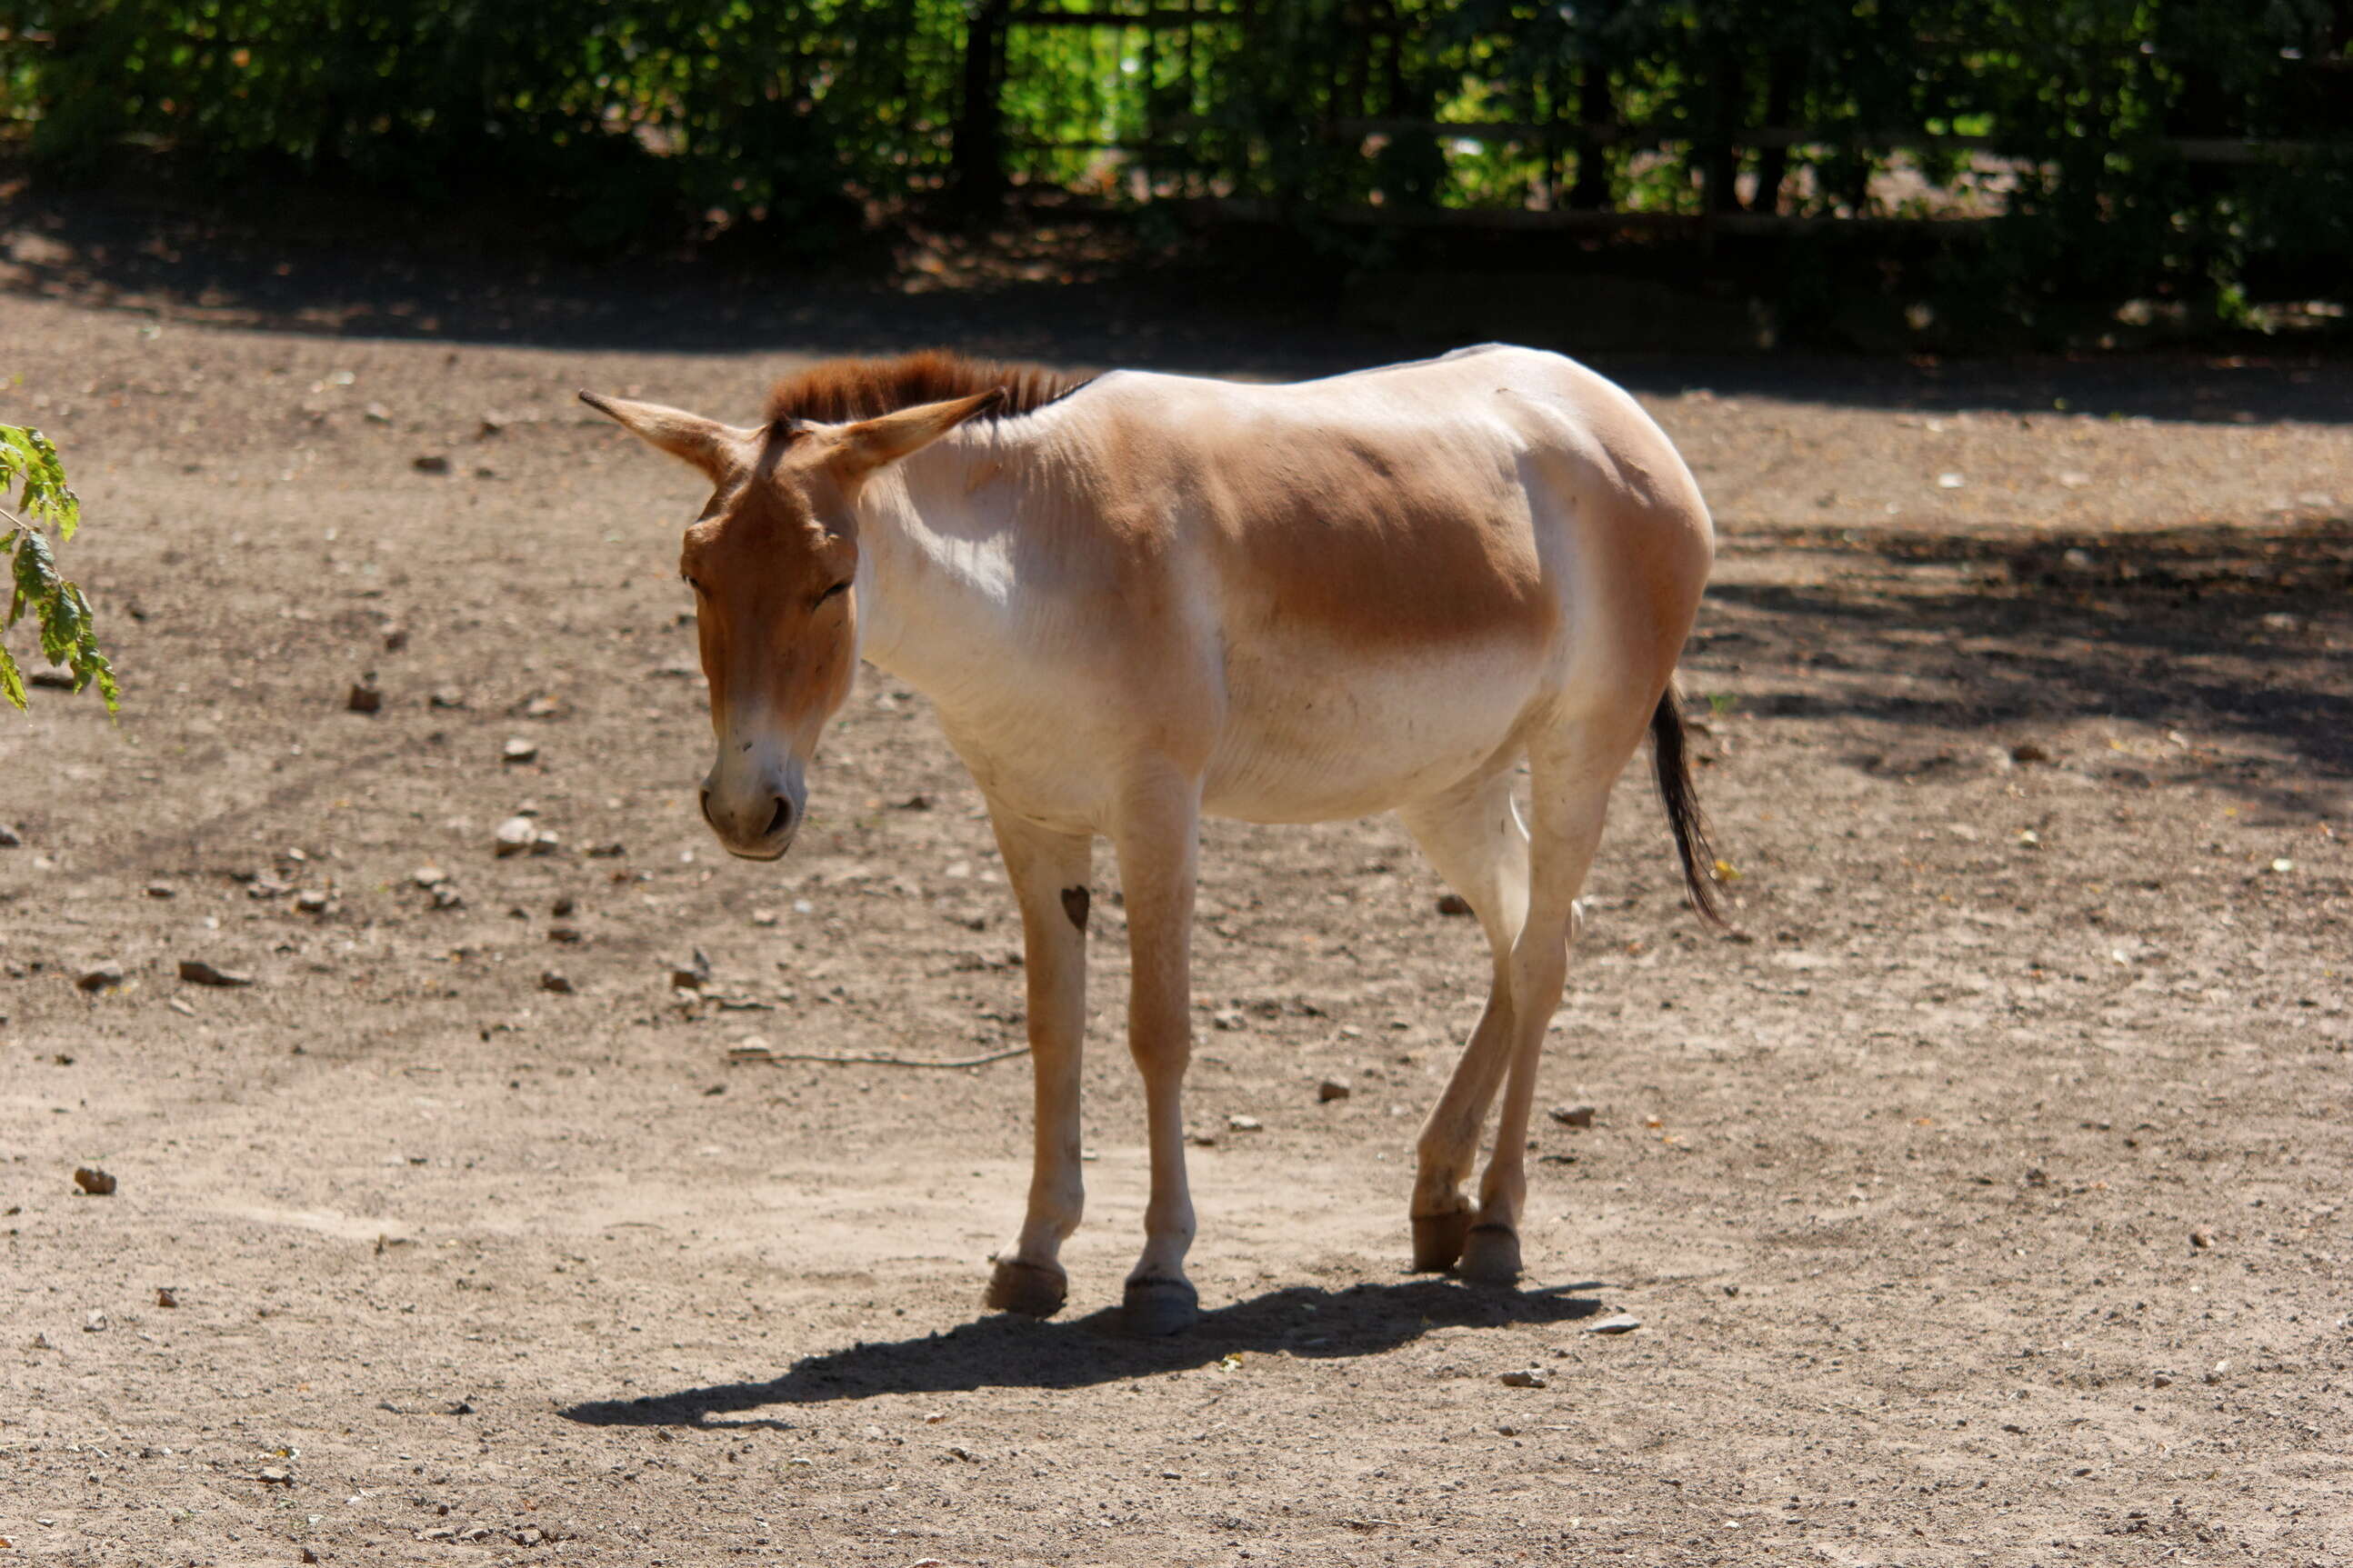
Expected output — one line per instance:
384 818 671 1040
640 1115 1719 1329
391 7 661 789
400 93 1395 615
1650 687 1727 928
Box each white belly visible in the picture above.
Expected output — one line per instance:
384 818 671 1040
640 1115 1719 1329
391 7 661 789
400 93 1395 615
1202 634 1547 823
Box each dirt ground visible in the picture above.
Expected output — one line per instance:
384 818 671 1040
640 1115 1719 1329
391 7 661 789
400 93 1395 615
3 252 2350 1568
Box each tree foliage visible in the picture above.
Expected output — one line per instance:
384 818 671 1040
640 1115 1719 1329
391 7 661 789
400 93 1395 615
1 420 115 714
0 2 2346 308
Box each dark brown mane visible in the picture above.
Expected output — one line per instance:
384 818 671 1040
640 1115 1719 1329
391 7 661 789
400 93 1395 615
765 351 1090 428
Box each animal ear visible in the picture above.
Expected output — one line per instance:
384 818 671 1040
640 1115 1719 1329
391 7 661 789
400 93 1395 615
836 389 1003 474
577 391 756 481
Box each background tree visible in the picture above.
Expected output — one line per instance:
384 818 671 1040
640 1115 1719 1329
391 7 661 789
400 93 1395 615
2 421 116 713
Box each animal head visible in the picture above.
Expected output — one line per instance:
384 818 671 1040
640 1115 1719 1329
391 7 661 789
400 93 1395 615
580 380 1001 860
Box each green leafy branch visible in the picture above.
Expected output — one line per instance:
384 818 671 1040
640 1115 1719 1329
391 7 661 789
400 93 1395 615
2 421 117 714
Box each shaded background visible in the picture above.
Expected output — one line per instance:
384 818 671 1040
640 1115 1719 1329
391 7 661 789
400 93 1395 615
3 0 2350 352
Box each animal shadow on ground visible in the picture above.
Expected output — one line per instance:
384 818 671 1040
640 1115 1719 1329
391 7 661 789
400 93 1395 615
561 1279 1602 1427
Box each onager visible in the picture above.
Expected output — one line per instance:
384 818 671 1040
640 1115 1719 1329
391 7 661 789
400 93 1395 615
583 345 1720 1335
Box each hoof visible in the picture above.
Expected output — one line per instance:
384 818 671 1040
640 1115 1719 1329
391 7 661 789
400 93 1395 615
1410 1209 1472 1273
984 1257 1067 1318
1120 1276 1199 1336
1457 1223 1522 1285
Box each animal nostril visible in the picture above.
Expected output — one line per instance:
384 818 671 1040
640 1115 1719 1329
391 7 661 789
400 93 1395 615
766 796 793 838
699 787 715 824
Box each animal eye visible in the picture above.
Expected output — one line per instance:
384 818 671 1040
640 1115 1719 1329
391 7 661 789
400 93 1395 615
814 580 850 608
683 574 706 595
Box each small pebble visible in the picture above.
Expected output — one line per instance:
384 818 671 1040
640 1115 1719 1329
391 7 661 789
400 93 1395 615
177 959 254 987
1584 1313 1642 1335
1317 1078 1352 1103
412 454 450 474
540 971 575 994
345 679 382 714
1548 1104 1595 1129
145 881 175 899
75 963 125 994
493 817 536 856
501 737 539 764
73 1165 117 1195
1226 1114 1263 1133
1498 1368 1549 1388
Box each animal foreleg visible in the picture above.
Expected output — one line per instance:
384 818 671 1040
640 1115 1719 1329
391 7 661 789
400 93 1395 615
1112 777 1203 1335
981 805 1094 1318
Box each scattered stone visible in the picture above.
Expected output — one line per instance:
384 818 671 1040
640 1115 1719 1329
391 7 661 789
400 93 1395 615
2190 1229 2213 1249
751 907 779 926
75 963 126 994
145 881 175 899
73 1165 116 1195
1548 1104 1596 1129
1211 1009 1247 1032
2152 1371 2174 1388
2009 742 2053 764
0 823 18 846
412 454 451 474
1226 1114 1264 1133
383 625 409 652
521 694 561 718
302 1549 320 1563
429 689 466 709
412 865 447 888
1317 1078 1352 1103
672 948 714 990
2205 1359 2229 1384
501 736 539 764
547 925 582 944
27 667 75 690
345 676 383 714
165 995 196 1016
1498 1368 1550 1389
431 885 464 910
84 1310 109 1333
552 895 576 917
155 1287 178 1308
1584 1313 1642 1335
178 959 254 987
1436 893 1475 916
363 402 393 424
540 971 575 994
513 1526 544 1546
897 793 932 810
30 1331 53 1350
494 817 537 856
586 842 626 858
294 889 331 914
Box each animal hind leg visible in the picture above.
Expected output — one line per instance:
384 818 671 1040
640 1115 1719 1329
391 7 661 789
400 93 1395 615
1397 770 1531 1272
1458 724 1627 1285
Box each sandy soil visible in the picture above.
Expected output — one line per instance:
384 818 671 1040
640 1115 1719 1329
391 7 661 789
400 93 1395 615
2 275 2350 1568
